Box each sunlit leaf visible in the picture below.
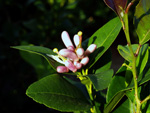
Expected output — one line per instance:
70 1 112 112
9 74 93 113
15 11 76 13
134 0 150 45
26 74 92 112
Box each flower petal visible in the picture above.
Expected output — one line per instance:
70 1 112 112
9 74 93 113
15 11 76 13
57 66 69 73
59 49 78 61
61 31 74 49
73 34 80 47
80 56 89 66
74 61 82 69
76 48 84 59
65 60 77 72
84 44 97 56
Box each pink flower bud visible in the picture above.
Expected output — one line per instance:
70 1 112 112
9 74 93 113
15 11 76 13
57 66 69 73
61 31 74 48
80 56 89 66
65 60 77 72
76 48 84 59
74 61 82 69
67 46 75 51
84 44 97 56
59 49 78 61
73 34 80 47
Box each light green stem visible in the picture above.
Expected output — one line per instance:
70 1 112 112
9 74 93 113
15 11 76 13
123 13 141 113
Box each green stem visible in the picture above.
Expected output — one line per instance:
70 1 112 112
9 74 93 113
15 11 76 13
141 95 150 105
123 12 141 113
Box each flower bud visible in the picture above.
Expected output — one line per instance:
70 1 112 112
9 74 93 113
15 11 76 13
59 49 78 61
57 66 69 73
74 61 82 69
80 56 89 66
84 44 97 56
73 34 80 47
76 48 84 59
61 31 74 48
67 46 75 51
65 60 77 72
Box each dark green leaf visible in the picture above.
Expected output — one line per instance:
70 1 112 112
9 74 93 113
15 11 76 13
12 46 61 71
87 69 114 91
112 98 134 113
87 17 122 68
26 74 91 112
134 0 150 45
105 68 150 113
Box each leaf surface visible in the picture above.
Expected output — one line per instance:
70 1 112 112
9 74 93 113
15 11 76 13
26 74 91 112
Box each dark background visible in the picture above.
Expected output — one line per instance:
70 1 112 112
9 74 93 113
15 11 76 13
0 0 139 112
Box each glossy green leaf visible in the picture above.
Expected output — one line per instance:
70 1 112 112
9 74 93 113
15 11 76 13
26 74 91 112
87 69 114 91
20 51 55 79
118 44 149 75
105 68 150 113
136 44 149 75
12 46 61 71
112 98 134 113
87 17 122 68
90 49 112 74
134 0 150 45
117 44 138 63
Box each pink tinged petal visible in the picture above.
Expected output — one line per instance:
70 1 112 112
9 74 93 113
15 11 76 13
65 60 77 72
73 34 80 47
74 61 82 69
67 46 75 51
57 66 69 73
76 48 84 59
84 44 97 56
80 56 89 66
61 31 74 49
59 49 78 61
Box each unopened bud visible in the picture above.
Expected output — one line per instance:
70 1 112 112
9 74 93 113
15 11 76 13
57 66 69 73
59 49 78 61
76 48 84 59
80 56 89 66
84 44 97 56
65 60 77 72
74 61 82 69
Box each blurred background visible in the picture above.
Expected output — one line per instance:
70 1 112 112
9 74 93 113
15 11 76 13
0 0 139 112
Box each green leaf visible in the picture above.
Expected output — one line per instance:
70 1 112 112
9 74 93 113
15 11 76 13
26 74 91 112
117 44 138 63
12 46 61 71
136 44 149 75
118 44 149 75
134 0 150 45
90 49 112 74
87 17 122 68
87 69 114 91
112 98 134 113
105 68 150 113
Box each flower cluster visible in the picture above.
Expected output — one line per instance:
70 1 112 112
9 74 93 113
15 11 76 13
51 31 97 73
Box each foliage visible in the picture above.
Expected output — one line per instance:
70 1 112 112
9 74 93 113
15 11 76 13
3 0 150 112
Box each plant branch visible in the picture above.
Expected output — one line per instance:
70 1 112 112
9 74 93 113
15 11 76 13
122 12 141 113
141 95 150 105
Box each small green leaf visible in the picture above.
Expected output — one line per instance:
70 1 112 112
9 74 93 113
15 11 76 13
26 74 91 112
105 68 150 113
87 69 114 91
12 46 61 71
87 17 122 68
117 44 138 63
134 0 150 45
